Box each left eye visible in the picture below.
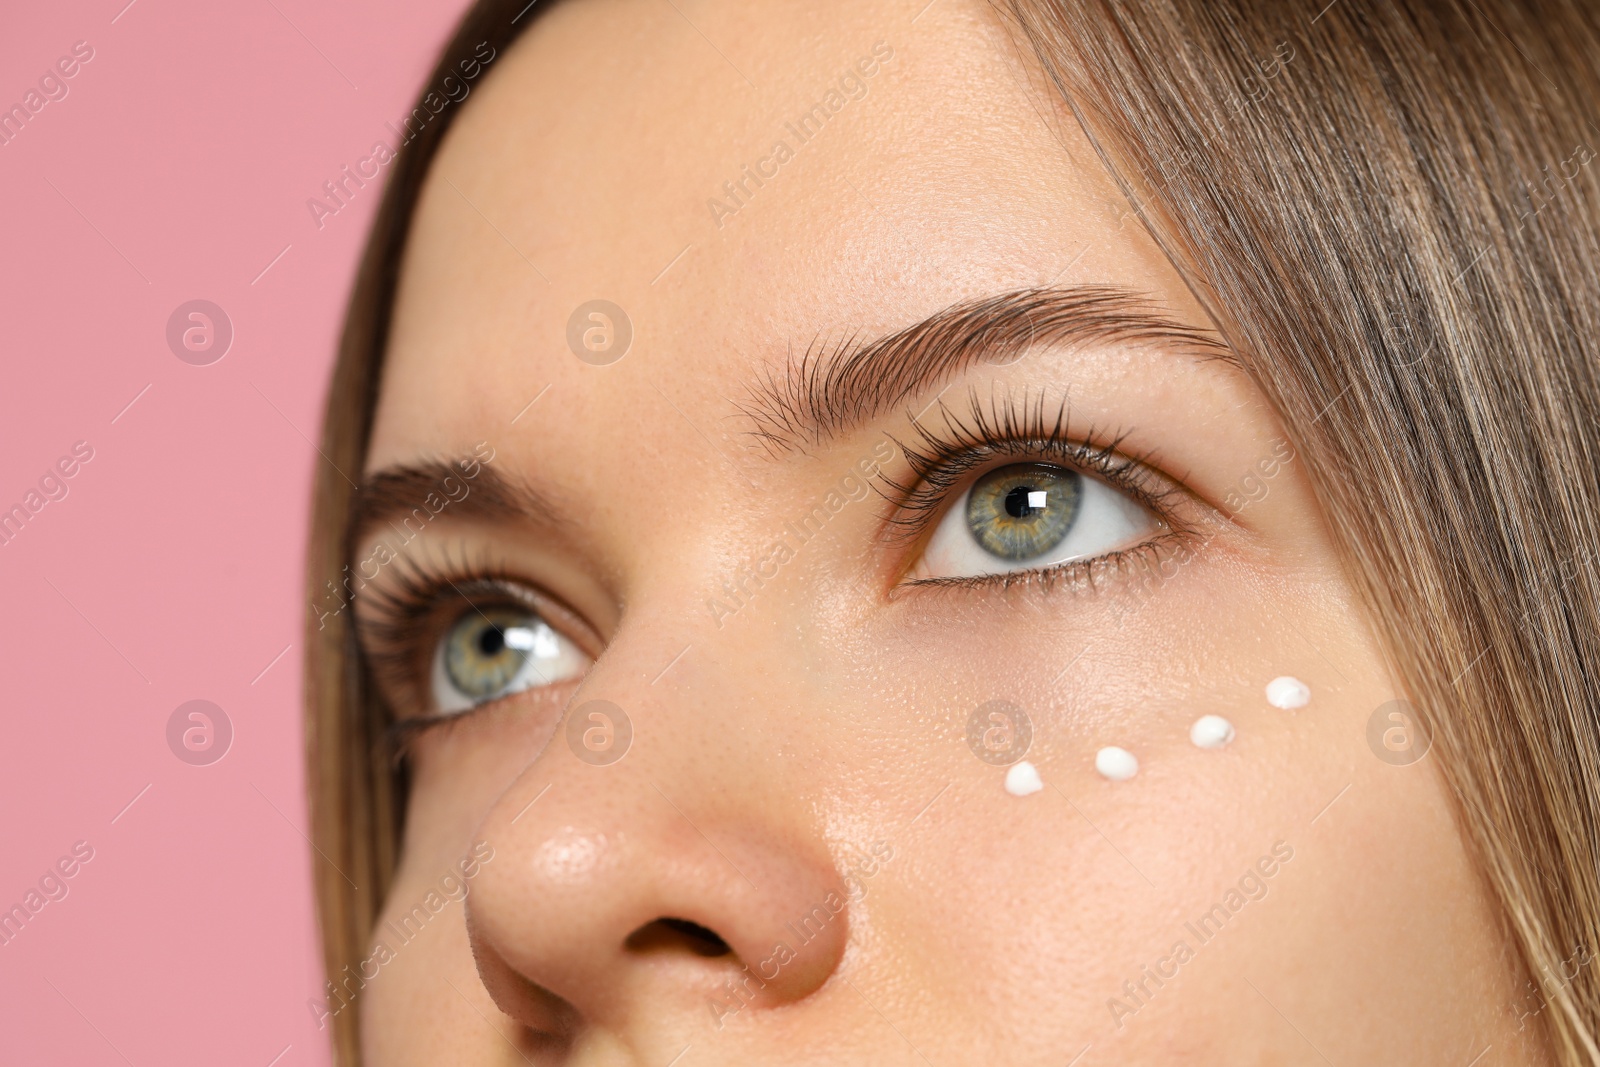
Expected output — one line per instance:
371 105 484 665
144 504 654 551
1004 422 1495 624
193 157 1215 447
913 461 1158 580
429 606 588 713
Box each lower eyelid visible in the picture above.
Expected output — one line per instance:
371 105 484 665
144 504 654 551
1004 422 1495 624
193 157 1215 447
899 532 1189 599
389 673 585 751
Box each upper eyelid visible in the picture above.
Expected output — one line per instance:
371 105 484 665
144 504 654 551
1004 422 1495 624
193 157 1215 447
897 436 1152 498
357 574 512 656
355 547 546 639
888 389 1154 494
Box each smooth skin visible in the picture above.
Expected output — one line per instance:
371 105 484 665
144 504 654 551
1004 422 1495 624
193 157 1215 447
350 0 1551 1062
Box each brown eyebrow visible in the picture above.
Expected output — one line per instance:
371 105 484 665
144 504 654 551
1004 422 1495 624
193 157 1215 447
354 289 1225 540
350 460 560 548
738 285 1233 454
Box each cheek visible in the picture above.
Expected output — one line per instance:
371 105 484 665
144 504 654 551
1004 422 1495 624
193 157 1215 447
357 897 477 1063
406 686 571 821
362 433 1515 1060
810 540 1437 1051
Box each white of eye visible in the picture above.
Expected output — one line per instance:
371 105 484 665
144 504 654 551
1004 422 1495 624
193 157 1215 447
430 617 588 714
915 470 1157 580
502 625 563 659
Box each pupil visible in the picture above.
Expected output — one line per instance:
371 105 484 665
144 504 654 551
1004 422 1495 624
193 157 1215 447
1004 485 1037 519
477 625 506 657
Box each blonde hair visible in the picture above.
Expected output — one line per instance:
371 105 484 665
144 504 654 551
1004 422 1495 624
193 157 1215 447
307 1 1600 1061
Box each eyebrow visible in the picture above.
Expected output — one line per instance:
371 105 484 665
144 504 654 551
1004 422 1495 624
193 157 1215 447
739 285 1232 454
354 287 1228 538
351 460 559 547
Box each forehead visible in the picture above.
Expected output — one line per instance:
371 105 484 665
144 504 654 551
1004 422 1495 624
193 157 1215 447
368 0 1188 470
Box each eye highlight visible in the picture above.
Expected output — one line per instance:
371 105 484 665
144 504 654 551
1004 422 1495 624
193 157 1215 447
432 606 587 713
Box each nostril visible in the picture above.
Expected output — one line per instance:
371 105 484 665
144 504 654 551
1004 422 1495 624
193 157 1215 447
625 917 733 958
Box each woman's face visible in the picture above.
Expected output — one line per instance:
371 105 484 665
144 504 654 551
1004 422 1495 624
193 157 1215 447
352 0 1545 1062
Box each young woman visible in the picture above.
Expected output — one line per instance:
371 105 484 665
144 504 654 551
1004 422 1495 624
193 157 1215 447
304 0 1600 1062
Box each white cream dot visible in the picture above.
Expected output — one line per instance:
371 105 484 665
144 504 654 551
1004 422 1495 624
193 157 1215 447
1190 715 1236 749
1095 746 1139 781
1266 676 1311 709
1005 760 1044 796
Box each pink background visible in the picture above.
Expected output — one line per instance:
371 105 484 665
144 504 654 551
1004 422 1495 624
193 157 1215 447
0 1 471 1062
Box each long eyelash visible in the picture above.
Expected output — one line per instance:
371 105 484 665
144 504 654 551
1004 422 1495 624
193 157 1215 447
355 543 541 761
355 542 524 684
881 385 1188 545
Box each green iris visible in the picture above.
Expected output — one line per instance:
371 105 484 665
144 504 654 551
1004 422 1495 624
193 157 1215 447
443 607 544 700
965 463 1082 561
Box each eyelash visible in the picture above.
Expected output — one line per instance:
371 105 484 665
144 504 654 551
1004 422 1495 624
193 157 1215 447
881 387 1192 593
356 547 540 738
355 391 1194 730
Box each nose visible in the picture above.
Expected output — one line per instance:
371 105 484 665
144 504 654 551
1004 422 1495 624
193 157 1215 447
465 730 851 1037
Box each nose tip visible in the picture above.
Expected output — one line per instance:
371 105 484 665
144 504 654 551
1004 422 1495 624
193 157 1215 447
465 775 850 1031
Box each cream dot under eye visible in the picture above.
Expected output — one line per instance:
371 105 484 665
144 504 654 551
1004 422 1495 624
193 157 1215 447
1190 715 1236 749
1005 760 1044 796
1266 676 1311 709
1095 746 1139 781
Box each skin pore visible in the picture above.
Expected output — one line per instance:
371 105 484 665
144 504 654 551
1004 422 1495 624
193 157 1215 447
349 0 1550 1062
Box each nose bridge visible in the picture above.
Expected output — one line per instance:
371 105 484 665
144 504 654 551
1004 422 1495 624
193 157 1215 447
464 614 851 1033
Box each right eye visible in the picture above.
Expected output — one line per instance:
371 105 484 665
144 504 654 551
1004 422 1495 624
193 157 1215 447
911 460 1158 581
430 606 588 713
